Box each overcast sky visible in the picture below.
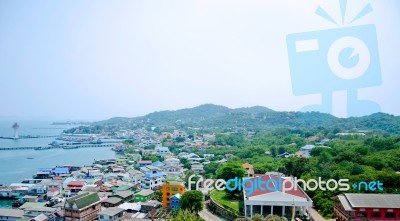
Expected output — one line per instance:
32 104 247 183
0 0 399 120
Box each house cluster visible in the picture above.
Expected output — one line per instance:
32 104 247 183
0 145 196 221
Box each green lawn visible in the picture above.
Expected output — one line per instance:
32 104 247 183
210 190 239 212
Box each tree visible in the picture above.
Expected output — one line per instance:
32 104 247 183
175 137 186 143
216 162 246 198
270 146 277 157
173 209 204 221
180 191 204 213
153 190 162 201
204 162 219 176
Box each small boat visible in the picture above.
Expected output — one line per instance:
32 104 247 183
26 157 34 159
34 146 51 150
63 145 78 149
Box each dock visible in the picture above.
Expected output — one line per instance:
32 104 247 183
0 143 115 151
0 135 58 140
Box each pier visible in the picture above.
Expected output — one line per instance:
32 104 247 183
0 135 58 140
0 143 115 151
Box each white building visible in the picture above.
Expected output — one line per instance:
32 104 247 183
243 175 312 219
140 166 166 190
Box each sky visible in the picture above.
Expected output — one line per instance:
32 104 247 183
0 0 399 120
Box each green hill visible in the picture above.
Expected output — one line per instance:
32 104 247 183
65 104 400 134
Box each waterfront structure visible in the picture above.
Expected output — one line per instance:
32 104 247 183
12 123 19 139
243 175 313 218
98 207 124 221
333 193 400 221
64 192 101 221
0 186 29 198
161 178 185 208
0 209 24 221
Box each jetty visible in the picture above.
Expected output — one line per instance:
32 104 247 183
0 143 115 151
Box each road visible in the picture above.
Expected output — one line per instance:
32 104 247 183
199 203 228 221
311 208 336 221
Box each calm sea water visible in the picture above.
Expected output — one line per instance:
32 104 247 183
0 120 118 185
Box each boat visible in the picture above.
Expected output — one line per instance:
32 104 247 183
49 141 60 146
26 157 34 159
90 139 103 144
63 145 78 149
34 146 50 150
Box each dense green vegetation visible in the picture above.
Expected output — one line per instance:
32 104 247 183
64 104 400 134
180 191 204 214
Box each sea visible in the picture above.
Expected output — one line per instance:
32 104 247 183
0 120 118 207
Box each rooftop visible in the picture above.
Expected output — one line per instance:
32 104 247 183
0 209 24 218
136 189 154 197
115 190 134 198
102 197 123 204
65 192 100 210
99 207 124 216
341 193 400 209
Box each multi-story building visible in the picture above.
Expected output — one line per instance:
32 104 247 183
64 192 101 221
334 193 400 221
161 178 185 208
170 193 182 210
140 166 165 190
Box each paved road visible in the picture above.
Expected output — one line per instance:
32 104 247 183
311 208 336 221
199 203 228 221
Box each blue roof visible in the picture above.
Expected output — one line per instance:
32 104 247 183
170 193 181 199
38 168 52 172
144 171 165 178
53 167 70 174
152 161 165 167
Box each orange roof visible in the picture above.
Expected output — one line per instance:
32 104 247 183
242 163 254 169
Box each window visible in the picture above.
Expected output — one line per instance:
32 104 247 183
166 187 170 191
385 212 395 218
167 193 170 196
357 212 367 217
100 215 104 219
172 187 178 191
371 212 381 218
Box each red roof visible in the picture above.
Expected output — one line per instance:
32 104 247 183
53 176 63 180
67 181 85 187
244 175 308 199
49 187 60 192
